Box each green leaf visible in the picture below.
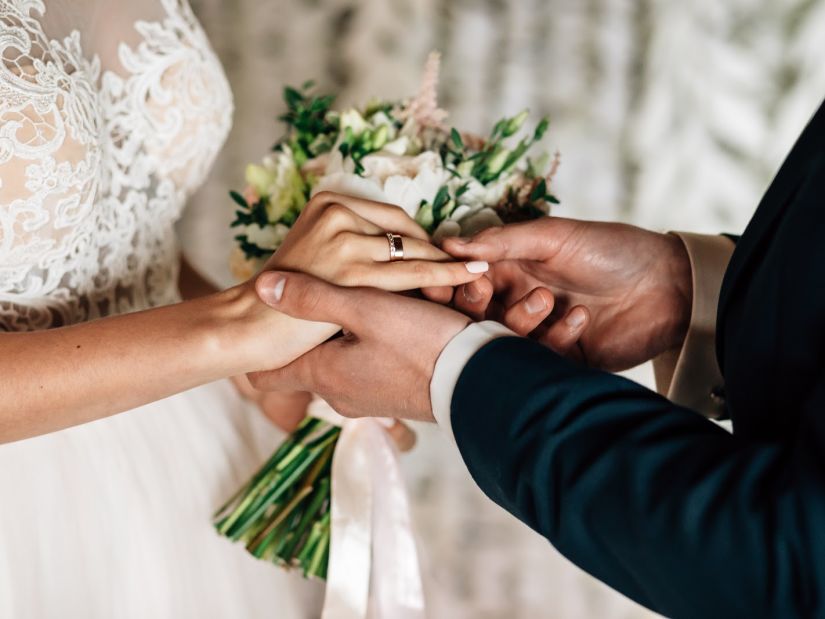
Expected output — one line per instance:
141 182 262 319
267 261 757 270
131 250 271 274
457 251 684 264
284 86 304 109
234 235 271 259
530 179 547 202
450 128 464 150
455 182 470 198
280 209 299 227
490 119 506 140
415 202 434 230
502 109 529 138
229 190 249 208
251 199 270 227
230 210 253 227
302 79 316 91
432 186 450 212
372 124 390 150
486 148 510 176
533 117 550 141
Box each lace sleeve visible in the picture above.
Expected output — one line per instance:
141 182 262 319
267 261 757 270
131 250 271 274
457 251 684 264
0 2 101 330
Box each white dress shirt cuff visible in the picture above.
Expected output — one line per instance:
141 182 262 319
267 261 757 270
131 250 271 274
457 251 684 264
429 321 517 442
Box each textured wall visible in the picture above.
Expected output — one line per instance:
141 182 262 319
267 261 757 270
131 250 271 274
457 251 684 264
180 1 825 617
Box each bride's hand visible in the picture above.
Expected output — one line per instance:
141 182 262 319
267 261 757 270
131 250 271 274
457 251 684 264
267 191 488 289
232 374 416 451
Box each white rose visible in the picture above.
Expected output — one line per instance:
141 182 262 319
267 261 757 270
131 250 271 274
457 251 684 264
312 151 451 220
339 108 369 135
432 206 503 243
381 136 413 156
452 176 510 209
312 172 388 204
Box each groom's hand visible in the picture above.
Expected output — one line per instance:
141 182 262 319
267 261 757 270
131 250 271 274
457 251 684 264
248 271 471 422
442 218 693 371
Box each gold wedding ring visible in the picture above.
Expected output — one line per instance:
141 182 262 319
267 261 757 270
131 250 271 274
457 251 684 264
386 233 404 262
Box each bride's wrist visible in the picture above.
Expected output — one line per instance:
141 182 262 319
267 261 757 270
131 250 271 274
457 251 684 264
210 281 340 375
196 284 263 375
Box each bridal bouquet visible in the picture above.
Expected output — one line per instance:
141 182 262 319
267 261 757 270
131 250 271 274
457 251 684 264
216 53 560 588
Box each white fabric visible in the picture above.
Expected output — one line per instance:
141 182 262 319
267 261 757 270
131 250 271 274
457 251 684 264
0 381 321 618
429 321 516 442
0 0 232 329
307 400 426 619
0 1 317 616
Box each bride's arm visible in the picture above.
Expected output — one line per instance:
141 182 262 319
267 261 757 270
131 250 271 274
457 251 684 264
0 193 485 443
0 283 317 443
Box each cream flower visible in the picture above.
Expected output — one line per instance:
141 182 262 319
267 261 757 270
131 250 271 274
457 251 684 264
243 222 291 251
312 151 451 219
245 146 306 222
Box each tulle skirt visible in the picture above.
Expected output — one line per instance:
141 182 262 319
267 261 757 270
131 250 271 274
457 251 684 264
0 380 321 618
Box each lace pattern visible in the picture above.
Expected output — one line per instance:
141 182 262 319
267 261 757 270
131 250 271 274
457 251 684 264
0 0 232 330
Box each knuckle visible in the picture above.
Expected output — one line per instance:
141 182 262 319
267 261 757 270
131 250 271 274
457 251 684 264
319 203 353 229
332 230 359 254
309 190 337 207
312 190 334 201
292 279 324 314
322 233 349 261
410 261 430 277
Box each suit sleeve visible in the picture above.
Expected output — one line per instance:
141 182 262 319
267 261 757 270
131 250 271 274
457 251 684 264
451 338 825 618
652 233 734 418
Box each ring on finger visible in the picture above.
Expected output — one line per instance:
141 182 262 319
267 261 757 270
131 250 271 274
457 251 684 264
386 232 405 262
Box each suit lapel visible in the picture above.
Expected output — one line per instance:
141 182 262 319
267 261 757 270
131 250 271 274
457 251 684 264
716 99 825 369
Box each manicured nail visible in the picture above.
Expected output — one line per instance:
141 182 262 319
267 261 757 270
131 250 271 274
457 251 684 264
257 273 286 304
566 308 586 329
463 282 482 304
525 290 548 315
465 261 489 274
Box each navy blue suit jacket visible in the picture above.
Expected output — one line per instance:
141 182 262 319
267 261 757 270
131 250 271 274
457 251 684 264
451 99 825 618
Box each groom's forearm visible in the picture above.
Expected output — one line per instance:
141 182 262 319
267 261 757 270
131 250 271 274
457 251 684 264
440 335 822 618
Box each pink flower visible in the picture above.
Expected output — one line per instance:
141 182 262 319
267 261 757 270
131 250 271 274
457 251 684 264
242 185 260 206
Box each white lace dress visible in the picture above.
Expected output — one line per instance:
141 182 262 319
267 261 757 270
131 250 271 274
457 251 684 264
0 1 319 616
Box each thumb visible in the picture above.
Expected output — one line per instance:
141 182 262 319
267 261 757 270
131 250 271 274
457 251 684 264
441 219 555 262
256 271 357 329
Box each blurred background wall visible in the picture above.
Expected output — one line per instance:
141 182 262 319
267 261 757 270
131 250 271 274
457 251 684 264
179 1 825 617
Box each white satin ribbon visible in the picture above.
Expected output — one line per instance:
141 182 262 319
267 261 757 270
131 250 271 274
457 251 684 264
308 400 426 619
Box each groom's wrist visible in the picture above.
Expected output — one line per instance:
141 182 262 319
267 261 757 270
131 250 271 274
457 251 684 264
430 321 517 442
662 232 694 352
653 232 735 417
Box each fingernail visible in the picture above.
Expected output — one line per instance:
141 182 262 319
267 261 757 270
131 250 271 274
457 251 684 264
463 282 482 304
525 290 548 315
566 308 586 329
465 261 489 274
375 417 395 428
257 273 286 304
